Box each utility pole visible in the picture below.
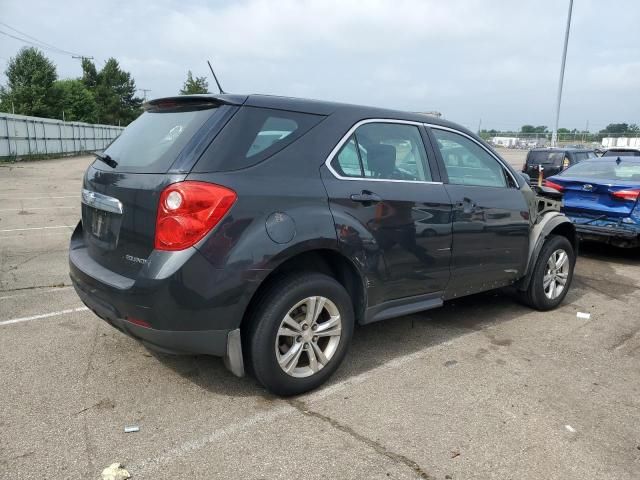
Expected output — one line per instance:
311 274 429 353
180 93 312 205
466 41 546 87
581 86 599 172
477 118 482 135
138 89 151 101
72 55 94 63
551 0 573 147
582 120 588 143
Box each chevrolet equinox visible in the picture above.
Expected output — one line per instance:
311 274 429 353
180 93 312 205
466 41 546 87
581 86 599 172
69 94 577 395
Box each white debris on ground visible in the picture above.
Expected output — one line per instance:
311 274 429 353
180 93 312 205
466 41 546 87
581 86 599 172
565 425 576 433
101 463 131 480
577 312 591 320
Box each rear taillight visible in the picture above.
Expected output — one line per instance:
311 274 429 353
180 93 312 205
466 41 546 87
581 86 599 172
611 189 640 201
544 179 564 192
155 181 237 251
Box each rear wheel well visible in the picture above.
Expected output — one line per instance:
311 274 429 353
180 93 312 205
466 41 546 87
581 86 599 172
242 250 366 328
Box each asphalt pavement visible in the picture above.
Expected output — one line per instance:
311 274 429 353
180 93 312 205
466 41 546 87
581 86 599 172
1 154 639 480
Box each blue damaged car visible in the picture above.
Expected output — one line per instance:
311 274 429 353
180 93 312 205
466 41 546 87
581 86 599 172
546 157 640 247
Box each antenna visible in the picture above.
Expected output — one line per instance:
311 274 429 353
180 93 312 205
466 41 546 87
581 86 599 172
207 60 226 94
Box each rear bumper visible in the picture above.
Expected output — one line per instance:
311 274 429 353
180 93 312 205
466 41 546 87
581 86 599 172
68 222 265 363
71 266 231 356
569 219 640 247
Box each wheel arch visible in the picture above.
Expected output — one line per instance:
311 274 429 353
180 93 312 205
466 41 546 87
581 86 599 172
518 213 577 291
241 248 367 330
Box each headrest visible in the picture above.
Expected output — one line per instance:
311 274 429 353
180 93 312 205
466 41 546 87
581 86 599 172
367 144 396 177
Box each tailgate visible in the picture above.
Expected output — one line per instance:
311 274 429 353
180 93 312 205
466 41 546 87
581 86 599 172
81 167 187 277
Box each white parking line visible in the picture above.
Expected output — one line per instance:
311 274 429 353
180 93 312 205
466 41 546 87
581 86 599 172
0 225 75 233
0 195 77 200
0 206 77 212
0 231 73 240
0 307 88 326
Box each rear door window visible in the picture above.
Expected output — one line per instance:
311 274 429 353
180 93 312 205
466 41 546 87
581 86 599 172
195 107 324 172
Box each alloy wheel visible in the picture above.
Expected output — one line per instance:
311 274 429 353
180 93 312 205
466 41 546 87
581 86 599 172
275 296 342 378
543 248 570 299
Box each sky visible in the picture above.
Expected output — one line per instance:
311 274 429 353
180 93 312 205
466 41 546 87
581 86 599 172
1 0 639 131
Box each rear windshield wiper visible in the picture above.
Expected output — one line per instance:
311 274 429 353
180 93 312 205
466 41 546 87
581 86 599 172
93 152 118 168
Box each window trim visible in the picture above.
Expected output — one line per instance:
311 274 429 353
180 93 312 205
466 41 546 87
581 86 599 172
325 119 519 187
426 124 519 187
325 119 443 185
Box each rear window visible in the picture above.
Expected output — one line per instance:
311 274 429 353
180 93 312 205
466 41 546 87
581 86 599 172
99 106 220 173
527 151 565 165
194 107 325 172
560 161 640 181
602 150 640 157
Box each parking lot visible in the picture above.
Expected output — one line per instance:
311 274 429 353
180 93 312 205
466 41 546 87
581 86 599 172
1 153 639 479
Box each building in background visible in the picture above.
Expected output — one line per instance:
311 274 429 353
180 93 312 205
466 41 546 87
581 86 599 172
601 137 640 148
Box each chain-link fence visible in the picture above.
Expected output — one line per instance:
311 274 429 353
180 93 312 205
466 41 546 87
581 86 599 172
0 112 124 160
480 132 640 150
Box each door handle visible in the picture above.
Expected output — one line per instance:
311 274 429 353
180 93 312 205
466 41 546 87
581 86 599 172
350 190 382 204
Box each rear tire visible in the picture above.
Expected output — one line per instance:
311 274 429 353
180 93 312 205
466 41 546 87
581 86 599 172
246 272 354 396
520 235 575 311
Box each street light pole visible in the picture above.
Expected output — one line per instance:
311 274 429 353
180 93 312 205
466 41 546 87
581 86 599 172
551 0 573 147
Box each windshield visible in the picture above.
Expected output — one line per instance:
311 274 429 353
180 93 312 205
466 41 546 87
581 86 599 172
560 160 640 181
100 107 218 173
527 151 565 165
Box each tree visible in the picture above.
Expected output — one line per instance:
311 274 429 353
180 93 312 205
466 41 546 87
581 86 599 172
0 47 59 117
599 123 629 135
81 58 98 89
82 58 142 125
520 125 536 133
180 71 209 95
54 79 97 123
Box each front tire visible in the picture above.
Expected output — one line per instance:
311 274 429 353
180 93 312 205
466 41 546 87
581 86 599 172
521 235 575 311
246 272 354 396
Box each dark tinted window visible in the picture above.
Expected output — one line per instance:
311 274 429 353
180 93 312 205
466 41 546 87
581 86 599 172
331 123 432 181
527 151 565 165
100 107 219 173
574 152 589 162
433 128 508 187
196 107 324 171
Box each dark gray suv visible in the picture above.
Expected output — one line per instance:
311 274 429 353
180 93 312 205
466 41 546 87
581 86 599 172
70 94 577 395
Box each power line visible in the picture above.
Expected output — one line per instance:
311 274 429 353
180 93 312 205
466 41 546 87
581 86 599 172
0 29 72 57
0 25 89 58
0 21 83 56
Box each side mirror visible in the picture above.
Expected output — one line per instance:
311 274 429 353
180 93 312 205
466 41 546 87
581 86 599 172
519 172 531 185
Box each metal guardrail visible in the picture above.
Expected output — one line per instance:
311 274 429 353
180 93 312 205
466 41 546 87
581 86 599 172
0 112 124 159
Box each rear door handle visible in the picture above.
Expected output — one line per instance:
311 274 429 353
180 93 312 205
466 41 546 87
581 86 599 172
350 190 382 204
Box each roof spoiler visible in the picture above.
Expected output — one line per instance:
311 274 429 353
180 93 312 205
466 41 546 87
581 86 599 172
144 94 246 112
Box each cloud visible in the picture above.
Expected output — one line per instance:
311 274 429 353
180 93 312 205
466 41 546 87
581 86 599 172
1 0 639 129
